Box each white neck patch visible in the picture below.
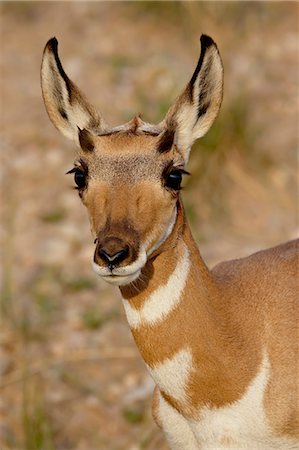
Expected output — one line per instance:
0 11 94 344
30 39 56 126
146 206 177 257
122 244 190 329
147 348 193 404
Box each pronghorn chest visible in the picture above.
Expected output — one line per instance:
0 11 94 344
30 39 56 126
156 355 298 450
187 359 278 449
121 247 298 449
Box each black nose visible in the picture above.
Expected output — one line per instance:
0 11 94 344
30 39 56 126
99 248 129 266
96 237 129 268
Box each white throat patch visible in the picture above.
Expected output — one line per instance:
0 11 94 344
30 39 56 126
147 348 193 404
122 244 190 329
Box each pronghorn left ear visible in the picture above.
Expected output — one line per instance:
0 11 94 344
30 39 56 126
41 37 104 144
163 35 223 161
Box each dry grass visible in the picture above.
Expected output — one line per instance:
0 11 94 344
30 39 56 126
1 2 298 449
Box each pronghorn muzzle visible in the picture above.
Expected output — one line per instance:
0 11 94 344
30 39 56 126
94 221 140 269
92 222 147 285
95 237 130 270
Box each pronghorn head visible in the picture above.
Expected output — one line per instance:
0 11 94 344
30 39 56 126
41 35 223 286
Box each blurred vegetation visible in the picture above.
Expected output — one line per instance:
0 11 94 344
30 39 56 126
40 209 66 224
1 2 297 449
123 406 144 425
22 377 55 450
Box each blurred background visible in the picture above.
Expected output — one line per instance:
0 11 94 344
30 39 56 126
1 2 298 449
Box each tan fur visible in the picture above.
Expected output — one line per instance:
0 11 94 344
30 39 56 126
41 35 299 448
137 219 297 435
219 435 236 446
152 386 163 429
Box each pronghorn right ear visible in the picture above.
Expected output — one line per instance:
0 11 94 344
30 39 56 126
162 35 223 161
41 38 103 144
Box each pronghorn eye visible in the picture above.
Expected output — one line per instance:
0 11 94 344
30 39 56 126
165 171 182 191
74 169 86 189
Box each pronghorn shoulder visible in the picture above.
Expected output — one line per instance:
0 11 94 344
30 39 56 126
211 239 298 286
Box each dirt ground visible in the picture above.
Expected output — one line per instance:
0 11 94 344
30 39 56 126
0 2 298 450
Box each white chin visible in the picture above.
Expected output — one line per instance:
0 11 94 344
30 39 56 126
92 263 141 286
102 272 140 286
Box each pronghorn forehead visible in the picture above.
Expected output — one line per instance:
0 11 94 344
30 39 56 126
92 131 161 155
84 153 166 182
76 131 184 183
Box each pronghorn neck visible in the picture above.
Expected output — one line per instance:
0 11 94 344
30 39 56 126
120 200 213 312
120 201 225 407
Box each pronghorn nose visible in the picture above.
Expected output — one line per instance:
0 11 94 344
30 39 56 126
96 238 129 268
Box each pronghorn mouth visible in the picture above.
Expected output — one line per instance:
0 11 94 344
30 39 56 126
93 267 141 286
92 251 146 286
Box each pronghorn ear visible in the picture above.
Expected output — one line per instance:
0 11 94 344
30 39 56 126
163 35 223 161
41 37 103 144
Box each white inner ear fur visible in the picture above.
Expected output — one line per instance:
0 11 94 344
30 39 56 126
171 45 223 162
41 44 101 144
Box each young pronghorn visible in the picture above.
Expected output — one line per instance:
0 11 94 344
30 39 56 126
41 35 299 449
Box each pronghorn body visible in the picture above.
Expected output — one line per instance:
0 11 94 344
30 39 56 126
41 35 299 449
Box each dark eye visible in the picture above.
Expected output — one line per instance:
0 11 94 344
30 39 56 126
165 170 182 190
74 169 86 189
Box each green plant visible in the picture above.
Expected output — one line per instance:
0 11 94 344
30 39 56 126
123 406 145 424
82 308 105 330
22 377 55 450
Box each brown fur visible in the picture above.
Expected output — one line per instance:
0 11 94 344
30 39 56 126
41 35 299 444
121 208 299 436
